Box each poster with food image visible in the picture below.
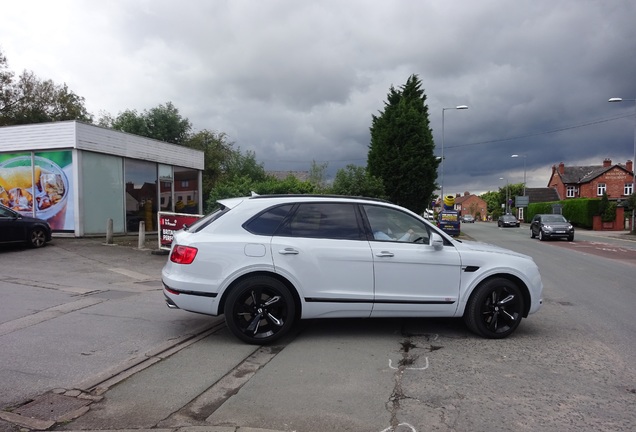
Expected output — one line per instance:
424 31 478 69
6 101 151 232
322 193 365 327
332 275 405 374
0 151 74 231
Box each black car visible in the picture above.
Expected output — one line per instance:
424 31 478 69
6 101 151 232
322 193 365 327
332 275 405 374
530 214 574 241
0 204 52 248
498 214 520 227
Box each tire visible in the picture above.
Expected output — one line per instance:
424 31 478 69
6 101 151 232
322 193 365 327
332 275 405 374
224 276 296 345
498 221 502 227
538 230 546 241
464 277 524 339
567 235 574 242
530 228 536 239
29 228 47 248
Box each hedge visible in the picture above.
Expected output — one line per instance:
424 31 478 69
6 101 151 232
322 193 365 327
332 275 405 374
526 198 601 229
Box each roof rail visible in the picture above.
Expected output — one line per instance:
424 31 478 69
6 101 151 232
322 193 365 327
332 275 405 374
248 194 391 203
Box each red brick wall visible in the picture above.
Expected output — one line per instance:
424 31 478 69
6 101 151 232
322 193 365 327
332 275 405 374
578 167 632 199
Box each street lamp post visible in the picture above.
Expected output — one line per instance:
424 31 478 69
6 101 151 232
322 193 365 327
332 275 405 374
499 177 509 214
441 105 468 200
511 154 527 196
608 97 636 233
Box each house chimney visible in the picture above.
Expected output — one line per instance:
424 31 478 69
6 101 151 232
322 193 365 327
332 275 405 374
558 162 565 174
603 158 612 167
627 160 633 173
464 191 470 196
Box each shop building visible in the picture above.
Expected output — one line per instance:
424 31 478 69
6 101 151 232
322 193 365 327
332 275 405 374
0 121 204 236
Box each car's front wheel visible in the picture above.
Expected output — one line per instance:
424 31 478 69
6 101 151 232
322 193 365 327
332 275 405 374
530 228 536 238
464 278 524 339
539 230 546 241
224 276 296 345
29 228 47 248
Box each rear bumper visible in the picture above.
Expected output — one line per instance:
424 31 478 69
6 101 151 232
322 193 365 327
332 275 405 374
162 281 220 316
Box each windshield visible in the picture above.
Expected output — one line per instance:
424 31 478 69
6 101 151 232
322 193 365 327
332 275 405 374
543 215 567 223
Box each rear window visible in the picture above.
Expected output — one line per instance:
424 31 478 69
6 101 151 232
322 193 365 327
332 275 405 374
243 204 294 236
187 206 231 233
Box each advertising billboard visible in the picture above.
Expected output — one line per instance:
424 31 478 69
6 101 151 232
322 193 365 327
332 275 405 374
158 211 204 250
0 151 74 231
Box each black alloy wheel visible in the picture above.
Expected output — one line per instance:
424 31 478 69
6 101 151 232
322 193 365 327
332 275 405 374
224 276 296 344
464 278 524 339
29 228 47 248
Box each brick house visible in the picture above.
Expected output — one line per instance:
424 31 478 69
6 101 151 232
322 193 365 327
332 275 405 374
547 158 634 200
453 192 488 221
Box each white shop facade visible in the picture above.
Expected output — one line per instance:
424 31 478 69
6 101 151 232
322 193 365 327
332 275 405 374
0 121 204 237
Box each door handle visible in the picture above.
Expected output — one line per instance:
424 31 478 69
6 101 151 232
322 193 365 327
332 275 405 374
279 248 299 255
375 251 394 257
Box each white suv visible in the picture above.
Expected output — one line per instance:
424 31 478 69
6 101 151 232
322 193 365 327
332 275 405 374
162 195 543 344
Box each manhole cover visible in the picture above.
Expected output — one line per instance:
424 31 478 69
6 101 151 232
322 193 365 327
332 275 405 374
14 393 90 421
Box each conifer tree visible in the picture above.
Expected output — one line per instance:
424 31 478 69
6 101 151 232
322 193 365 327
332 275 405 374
367 74 438 214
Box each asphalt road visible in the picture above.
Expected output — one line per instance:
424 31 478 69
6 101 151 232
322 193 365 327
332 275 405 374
1 228 635 432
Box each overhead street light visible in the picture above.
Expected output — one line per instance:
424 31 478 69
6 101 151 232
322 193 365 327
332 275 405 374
511 154 527 196
441 105 469 200
608 97 636 233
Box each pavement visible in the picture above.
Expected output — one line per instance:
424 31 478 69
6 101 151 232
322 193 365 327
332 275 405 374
0 235 294 432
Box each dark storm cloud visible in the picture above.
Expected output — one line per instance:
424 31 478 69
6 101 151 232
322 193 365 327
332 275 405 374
2 0 635 194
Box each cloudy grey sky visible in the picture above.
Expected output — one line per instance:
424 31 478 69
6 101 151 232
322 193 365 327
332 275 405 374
2 0 636 196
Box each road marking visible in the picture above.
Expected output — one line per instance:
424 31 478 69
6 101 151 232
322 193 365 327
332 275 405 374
108 267 154 280
389 357 429 370
380 422 417 432
0 298 105 336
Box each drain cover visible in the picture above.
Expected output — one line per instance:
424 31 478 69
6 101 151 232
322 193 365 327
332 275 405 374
14 393 91 421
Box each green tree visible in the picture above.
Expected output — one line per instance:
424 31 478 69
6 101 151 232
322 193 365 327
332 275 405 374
0 49 92 126
206 174 316 212
223 149 268 183
480 190 501 216
330 164 385 198
183 130 235 200
102 101 191 145
308 160 329 191
367 74 438 214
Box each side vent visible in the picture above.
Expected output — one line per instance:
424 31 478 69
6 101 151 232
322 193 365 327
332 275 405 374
463 266 480 273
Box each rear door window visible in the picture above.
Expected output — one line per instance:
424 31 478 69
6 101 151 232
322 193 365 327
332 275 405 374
277 202 366 240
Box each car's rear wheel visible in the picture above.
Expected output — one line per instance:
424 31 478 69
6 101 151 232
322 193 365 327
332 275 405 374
464 277 524 339
224 276 296 344
29 228 47 248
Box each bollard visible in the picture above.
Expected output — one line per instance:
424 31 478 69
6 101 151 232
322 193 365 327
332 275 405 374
106 218 113 244
138 221 146 249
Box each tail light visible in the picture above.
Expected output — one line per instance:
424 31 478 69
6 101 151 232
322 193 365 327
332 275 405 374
170 245 198 264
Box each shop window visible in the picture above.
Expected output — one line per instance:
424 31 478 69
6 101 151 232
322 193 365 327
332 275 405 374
125 159 157 231
174 167 199 214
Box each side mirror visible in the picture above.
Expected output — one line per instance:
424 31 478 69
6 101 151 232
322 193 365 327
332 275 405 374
431 232 444 250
